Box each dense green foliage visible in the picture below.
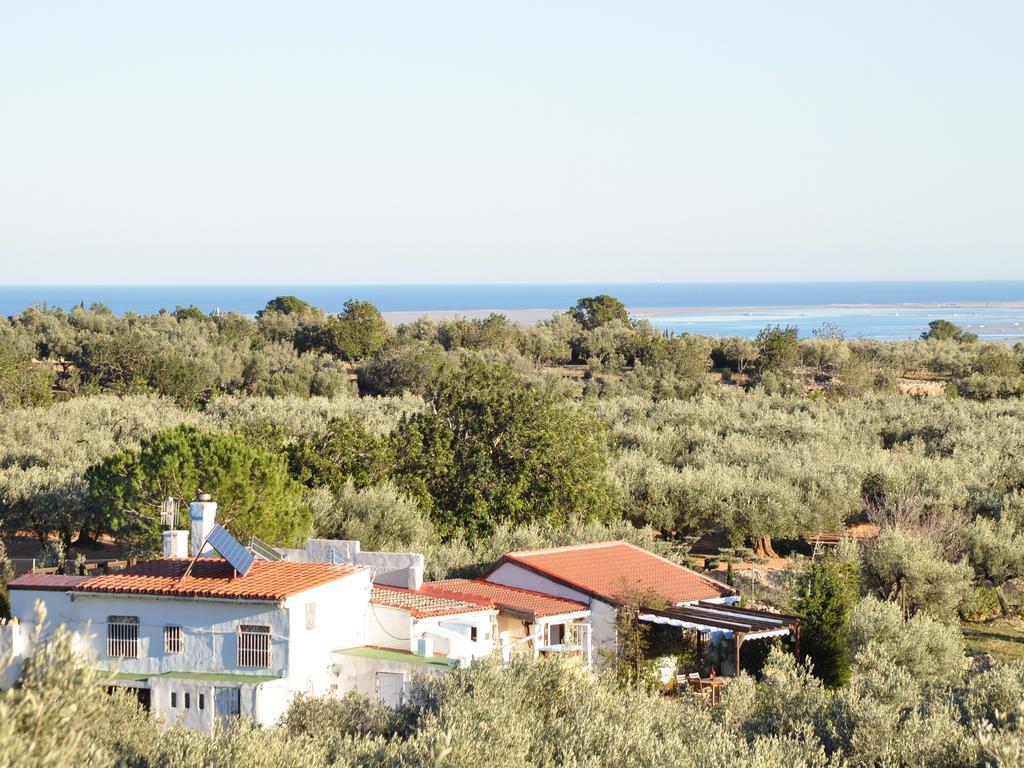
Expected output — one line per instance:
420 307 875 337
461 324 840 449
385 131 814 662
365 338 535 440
860 528 973 620
0 341 51 412
0 540 12 619
389 359 614 537
922 319 979 344
967 516 1024 615
796 560 851 687
86 424 310 551
306 481 435 552
2 295 1024 567
3 294 1024 763
569 294 629 330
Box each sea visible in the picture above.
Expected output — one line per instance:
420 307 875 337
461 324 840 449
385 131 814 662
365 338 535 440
2 282 1023 341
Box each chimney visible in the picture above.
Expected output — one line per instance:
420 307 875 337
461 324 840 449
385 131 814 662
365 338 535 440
162 530 189 558
189 491 217 557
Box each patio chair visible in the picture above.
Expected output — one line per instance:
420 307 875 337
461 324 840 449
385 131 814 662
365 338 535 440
675 673 698 694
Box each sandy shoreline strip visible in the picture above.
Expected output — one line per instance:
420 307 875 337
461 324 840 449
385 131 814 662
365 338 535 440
381 301 1024 326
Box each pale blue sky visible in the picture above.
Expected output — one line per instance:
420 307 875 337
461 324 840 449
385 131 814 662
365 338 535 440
1 2 1021 284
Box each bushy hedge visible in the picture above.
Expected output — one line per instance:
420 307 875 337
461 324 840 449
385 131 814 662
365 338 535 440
4 605 1024 768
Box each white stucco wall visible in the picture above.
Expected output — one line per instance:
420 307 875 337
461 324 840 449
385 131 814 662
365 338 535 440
10 589 77 635
7 571 371 709
10 571 371 688
365 603 416 652
37 592 292 678
485 562 592 603
150 677 290 729
331 653 448 702
0 620 28 688
284 570 372 696
364 604 496 662
484 563 620 662
280 540 425 589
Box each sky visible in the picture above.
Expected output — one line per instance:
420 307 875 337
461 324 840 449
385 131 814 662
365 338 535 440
1 2 1021 285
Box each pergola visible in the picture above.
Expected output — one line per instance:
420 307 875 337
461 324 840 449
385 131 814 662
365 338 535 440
638 601 802 674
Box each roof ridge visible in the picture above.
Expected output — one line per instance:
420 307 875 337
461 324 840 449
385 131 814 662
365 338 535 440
414 582 497 609
425 578 586 607
504 540 625 558
485 540 735 604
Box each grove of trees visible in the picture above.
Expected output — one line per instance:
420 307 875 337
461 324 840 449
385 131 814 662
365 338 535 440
2 294 1024 767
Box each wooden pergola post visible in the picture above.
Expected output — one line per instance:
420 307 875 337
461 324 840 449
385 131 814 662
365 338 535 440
735 632 745 676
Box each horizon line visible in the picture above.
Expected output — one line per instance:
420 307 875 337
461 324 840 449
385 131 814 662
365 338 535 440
4 278 1023 288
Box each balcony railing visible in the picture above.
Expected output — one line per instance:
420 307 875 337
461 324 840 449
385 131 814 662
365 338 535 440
538 622 592 667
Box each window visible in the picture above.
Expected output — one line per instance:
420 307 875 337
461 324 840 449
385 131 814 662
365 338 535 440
237 625 271 668
305 602 317 630
198 694 205 710
470 626 478 642
184 693 190 709
171 692 177 708
163 625 183 654
106 616 139 658
549 624 565 645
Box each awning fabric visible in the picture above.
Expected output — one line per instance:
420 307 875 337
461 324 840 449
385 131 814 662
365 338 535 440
638 601 800 639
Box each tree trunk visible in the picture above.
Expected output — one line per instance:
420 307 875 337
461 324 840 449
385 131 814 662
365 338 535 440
752 535 778 558
994 584 1011 617
73 528 100 548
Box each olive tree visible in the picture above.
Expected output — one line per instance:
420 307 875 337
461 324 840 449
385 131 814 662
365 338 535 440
967 515 1024 615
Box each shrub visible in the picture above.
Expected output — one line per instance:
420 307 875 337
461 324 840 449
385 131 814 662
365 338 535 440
306 481 436 552
847 597 965 684
861 528 972 621
962 585 1003 622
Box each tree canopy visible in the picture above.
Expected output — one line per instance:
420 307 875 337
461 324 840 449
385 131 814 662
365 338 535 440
796 559 851 687
569 295 629 331
390 359 614 537
86 424 310 552
921 319 978 344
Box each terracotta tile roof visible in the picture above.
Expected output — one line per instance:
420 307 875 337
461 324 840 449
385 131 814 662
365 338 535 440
73 558 363 601
371 585 494 619
485 541 734 605
8 574 91 592
423 579 587 619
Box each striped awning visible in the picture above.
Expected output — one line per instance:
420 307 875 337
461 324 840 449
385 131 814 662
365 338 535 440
638 601 800 640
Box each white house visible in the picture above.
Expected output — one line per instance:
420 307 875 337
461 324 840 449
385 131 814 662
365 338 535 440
330 585 499 706
421 579 593 666
6 543 371 729
480 541 737 660
1 512 756 730
0 493 507 727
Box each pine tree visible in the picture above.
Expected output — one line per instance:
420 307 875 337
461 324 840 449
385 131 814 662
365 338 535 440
796 559 851 687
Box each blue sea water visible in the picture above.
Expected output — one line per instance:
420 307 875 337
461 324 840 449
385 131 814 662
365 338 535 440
2 282 1023 340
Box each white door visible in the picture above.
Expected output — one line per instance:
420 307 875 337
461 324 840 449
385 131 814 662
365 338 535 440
376 672 405 708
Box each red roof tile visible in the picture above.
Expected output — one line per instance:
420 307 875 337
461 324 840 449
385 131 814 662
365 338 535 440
423 579 587 619
8 574 91 592
486 541 734 605
371 585 494 619
74 558 362 601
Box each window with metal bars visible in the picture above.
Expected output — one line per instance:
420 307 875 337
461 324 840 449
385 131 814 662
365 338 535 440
163 625 183 654
237 625 271 668
106 616 139 658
